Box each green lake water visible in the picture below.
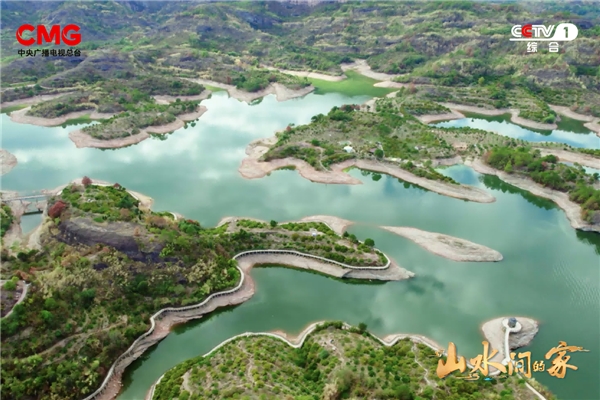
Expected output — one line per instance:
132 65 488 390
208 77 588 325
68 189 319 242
1 90 599 400
434 112 600 149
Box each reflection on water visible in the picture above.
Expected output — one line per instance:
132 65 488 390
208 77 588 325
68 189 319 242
433 112 600 149
1 92 599 400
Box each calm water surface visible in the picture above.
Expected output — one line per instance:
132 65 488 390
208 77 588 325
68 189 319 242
434 112 600 149
1 91 599 400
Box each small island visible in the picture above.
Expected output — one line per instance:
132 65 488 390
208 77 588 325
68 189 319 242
380 226 503 262
482 316 540 373
150 321 555 400
0 178 409 400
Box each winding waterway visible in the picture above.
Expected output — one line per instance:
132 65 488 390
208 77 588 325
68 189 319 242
434 112 600 149
1 90 599 400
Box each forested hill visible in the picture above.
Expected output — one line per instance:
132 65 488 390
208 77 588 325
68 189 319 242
1 1 599 113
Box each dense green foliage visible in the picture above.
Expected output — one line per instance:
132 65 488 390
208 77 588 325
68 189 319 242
154 323 554 400
263 103 563 186
0 184 389 400
81 100 199 140
485 146 600 222
23 76 205 119
1 204 14 238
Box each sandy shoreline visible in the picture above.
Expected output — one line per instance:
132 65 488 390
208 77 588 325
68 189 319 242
417 109 465 124
380 226 503 262
549 104 600 136
185 78 315 103
68 106 207 149
466 159 599 232
341 59 399 81
152 90 211 105
262 65 346 82
239 139 495 203
10 107 98 127
0 149 18 176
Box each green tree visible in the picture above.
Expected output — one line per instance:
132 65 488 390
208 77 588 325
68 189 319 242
3 280 16 291
504 161 513 173
358 322 368 332
478 77 485 85
375 149 384 158
364 238 375 247
270 220 277 228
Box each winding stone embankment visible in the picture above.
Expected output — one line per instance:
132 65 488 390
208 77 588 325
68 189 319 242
0 149 17 176
466 159 600 232
239 137 495 203
146 319 547 400
380 226 503 262
81 251 408 400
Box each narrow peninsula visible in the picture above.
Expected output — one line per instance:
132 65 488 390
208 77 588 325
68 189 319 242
240 93 600 232
0 178 409 400
149 321 554 400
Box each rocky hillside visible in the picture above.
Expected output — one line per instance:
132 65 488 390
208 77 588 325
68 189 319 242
2 1 598 115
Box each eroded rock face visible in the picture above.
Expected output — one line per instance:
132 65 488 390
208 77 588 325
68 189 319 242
57 217 164 262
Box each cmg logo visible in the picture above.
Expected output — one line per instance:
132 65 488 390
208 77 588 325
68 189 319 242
16 24 81 46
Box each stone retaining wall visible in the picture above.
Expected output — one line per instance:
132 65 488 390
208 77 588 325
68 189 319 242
82 249 391 400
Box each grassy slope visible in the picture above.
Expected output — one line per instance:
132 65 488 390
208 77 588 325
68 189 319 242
154 322 556 400
0 183 384 400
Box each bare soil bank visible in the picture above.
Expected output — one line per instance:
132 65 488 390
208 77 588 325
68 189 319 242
184 78 315 103
341 60 399 81
380 226 503 262
435 103 558 131
68 106 207 149
0 149 17 176
549 105 600 136
539 149 600 170
262 66 346 82
152 90 211 105
466 159 599 232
